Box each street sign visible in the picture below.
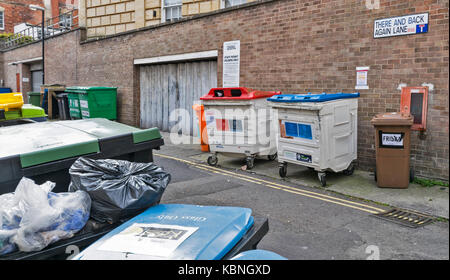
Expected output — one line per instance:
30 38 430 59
374 13 428 38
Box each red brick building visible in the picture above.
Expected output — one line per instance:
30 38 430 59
0 0 78 34
0 0 448 180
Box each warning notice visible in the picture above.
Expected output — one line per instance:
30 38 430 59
98 223 198 257
374 13 428 38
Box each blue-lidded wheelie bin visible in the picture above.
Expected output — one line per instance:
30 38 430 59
73 204 269 260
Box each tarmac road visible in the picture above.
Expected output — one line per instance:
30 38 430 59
154 145 449 260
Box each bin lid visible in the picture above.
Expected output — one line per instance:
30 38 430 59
0 93 24 111
0 88 12 94
65 86 117 93
74 204 254 260
26 92 42 96
267 92 360 103
371 112 414 126
200 87 281 100
230 250 288 260
59 118 161 144
0 119 161 167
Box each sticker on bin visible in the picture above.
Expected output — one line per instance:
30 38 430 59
97 223 198 257
379 132 404 148
80 100 89 109
280 120 313 140
284 151 312 163
215 119 243 132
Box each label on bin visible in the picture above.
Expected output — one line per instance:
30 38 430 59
281 120 313 140
379 132 404 148
297 153 312 163
97 223 198 257
82 110 90 117
284 151 312 163
80 100 89 109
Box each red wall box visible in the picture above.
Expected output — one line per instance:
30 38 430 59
400 87 428 131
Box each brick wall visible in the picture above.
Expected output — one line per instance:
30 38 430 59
1 0 448 180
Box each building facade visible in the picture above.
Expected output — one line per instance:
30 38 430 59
80 0 256 37
0 0 78 34
0 0 449 180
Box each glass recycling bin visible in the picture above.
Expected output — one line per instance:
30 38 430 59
267 93 360 187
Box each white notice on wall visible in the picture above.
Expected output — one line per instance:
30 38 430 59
98 223 198 257
355 67 369 89
223 40 240 88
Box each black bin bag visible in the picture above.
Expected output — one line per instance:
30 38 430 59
68 157 171 224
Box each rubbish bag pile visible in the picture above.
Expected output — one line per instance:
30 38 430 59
0 178 91 255
0 157 170 256
69 157 171 224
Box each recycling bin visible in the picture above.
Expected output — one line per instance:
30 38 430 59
371 112 414 189
267 93 360 187
0 88 12 94
56 93 70 120
65 87 117 120
26 92 42 107
200 87 281 169
0 118 164 194
192 103 209 152
68 92 82 119
72 204 269 260
230 249 287 260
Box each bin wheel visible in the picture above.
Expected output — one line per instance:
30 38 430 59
279 163 287 178
246 157 255 170
318 172 326 187
409 169 415 183
207 155 218 167
268 153 278 161
343 163 355 176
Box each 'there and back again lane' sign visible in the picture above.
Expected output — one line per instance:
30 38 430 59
374 13 429 38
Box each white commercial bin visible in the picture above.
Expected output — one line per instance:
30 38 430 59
200 87 281 169
267 93 360 186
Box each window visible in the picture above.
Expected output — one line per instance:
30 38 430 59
0 10 5 30
59 13 73 29
223 0 247 8
162 0 182 23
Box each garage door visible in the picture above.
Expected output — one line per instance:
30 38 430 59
140 60 217 135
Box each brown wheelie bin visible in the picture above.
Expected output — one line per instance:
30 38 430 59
371 112 414 188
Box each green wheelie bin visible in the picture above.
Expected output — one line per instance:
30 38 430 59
65 86 117 120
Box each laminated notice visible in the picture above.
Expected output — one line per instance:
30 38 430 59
98 223 198 257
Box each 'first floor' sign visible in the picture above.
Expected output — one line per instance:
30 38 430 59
374 13 428 38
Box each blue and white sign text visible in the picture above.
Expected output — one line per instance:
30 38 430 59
374 13 428 38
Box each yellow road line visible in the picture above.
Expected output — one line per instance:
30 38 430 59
196 162 385 212
154 153 384 214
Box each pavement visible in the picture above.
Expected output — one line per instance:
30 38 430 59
155 132 449 260
161 132 449 219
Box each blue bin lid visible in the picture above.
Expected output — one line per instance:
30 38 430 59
230 249 288 260
267 92 360 103
0 88 12 94
74 204 254 260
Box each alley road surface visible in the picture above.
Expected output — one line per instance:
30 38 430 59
154 144 449 260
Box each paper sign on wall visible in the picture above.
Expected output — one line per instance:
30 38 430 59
355 67 369 89
223 40 240 88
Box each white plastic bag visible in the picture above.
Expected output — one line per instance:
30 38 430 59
0 177 91 254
